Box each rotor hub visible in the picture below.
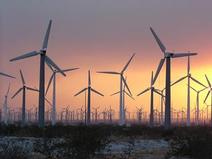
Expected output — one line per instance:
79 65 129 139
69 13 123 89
165 52 174 58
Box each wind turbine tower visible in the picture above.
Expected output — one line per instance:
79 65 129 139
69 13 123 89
2 83 10 125
137 71 164 127
46 66 79 125
11 70 39 125
10 20 65 127
97 54 135 125
150 27 197 129
74 70 104 125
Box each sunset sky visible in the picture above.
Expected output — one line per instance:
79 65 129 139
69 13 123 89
1 0 212 117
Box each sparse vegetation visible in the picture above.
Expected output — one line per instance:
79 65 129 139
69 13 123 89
0 124 212 159
166 126 212 159
0 143 28 159
57 125 111 159
0 123 168 138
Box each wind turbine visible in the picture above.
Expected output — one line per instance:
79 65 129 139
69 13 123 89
46 65 79 126
74 70 104 125
169 56 205 126
97 53 135 125
111 77 134 124
11 70 39 125
10 20 65 127
0 71 15 124
137 71 164 127
204 74 212 126
2 83 10 124
0 71 15 123
150 27 197 129
189 85 207 125
154 87 167 124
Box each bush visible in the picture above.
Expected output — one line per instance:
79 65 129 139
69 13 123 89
0 143 28 159
167 127 212 159
57 125 111 159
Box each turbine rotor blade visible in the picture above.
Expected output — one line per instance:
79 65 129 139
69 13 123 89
11 88 23 99
124 90 135 100
151 71 154 86
88 70 91 86
57 68 79 73
190 76 206 88
42 20 52 50
26 87 39 92
189 85 197 92
150 27 166 53
121 53 135 73
6 83 11 96
45 73 54 95
46 61 54 71
199 87 207 92
171 52 197 58
0 72 15 79
96 71 120 75
137 87 151 96
111 91 120 96
153 58 165 84
74 88 87 96
45 56 66 76
171 75 187 87
45 98 53 106
19 70 26 85
10 51 39 62
155 89 162 93
204 91 210 103
91 88 104 96
205 74 211 87
154 89 165 98
121 75 132 96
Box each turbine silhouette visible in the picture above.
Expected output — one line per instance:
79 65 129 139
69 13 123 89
10 20 65 127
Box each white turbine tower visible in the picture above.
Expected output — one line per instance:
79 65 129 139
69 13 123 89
11 70 39 125
157 88 166 124
74 70 104 125
2 83 10 125
111 77 134 124
137 71 164 127
46 65 79 126
97 54 135 125
10 20 65 128
189 86 206 125
150 27 197 129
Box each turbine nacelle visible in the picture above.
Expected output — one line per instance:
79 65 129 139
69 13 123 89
74 70 104 97
39 49 47 54
165 52 174 58
9 20 65 78
150 27 197 85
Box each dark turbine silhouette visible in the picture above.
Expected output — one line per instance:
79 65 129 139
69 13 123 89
74 70 104 125
10 20 65 127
